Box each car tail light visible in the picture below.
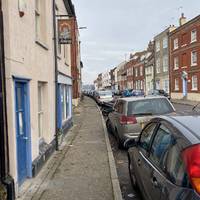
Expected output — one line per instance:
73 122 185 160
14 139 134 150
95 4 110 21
120 115 137 125
182 144 200 194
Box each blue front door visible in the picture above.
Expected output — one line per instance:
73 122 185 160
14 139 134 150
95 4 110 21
15 82 29 185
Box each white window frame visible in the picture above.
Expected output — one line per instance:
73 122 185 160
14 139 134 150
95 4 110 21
192 75 198 91
163 79 169 93
35 0 47 43
140 80 143 90
156 41 160 52
175 78 179 91
173 38 178 50
163 37 168 48
140 66 143 76
156 80 160 90
174 57 179 70
156 59 160 74
191 51 197 66
191 29 197 43
38 82 44 138
135 68 138 77
163 55 168 72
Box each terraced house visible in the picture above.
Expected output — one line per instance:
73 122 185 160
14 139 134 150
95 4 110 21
154 27 171 93
170 14 200 101
2 0 79 197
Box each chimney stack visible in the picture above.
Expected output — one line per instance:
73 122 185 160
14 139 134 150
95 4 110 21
169 24 176 32
179 13 187 26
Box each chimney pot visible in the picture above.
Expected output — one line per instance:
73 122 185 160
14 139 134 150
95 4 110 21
179 13 187 26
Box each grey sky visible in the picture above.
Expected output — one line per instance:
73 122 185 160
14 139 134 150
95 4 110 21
73 0 200 84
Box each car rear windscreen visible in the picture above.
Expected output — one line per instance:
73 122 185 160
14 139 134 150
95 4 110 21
99 91 112 96
127 98 174 116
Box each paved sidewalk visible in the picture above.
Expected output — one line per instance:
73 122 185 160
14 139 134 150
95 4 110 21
172 98 199 106
19 97 116 200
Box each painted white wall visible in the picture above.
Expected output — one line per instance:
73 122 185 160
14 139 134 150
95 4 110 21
2 0 71 192
102 71 111 88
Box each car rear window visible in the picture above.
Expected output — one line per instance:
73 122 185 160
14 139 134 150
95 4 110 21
99 91 112 96
127 98 174 116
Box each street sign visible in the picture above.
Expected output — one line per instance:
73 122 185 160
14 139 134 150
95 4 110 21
58 19 72 44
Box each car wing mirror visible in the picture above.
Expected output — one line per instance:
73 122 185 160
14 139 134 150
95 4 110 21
124 138 137 149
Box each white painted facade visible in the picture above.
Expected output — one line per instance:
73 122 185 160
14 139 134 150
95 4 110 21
2 0 72 194
145 65 154 94
102 71 111 89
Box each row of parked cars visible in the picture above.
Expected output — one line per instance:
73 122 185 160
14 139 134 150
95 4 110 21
85 89 200 199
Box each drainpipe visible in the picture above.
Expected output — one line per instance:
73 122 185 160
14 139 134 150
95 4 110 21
0 1 15 199
52 0 59 150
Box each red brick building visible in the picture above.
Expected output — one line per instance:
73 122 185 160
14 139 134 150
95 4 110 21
131 52 146 91
125 58 135 89
169 14 200 101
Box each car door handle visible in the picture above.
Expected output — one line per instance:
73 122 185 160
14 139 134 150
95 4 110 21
151 177 158 188
138 159 141 166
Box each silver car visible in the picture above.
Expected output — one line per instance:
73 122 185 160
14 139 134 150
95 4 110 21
96 90 113 105
106 96 175 148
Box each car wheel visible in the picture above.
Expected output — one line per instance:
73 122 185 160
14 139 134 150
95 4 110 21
128 155 137 188
106 119 113 134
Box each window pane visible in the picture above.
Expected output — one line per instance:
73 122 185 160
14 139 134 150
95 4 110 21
38 84 42 111
128 98 174 116
17 87 22 110
165 143 190 187
19 112 24 135
38 113 43 138
139 123 157 154
150 125 173 167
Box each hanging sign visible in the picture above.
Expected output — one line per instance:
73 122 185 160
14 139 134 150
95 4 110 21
58 19 72 44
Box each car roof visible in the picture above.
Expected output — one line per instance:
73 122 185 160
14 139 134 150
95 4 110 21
119 95 168 102
155 115 200 144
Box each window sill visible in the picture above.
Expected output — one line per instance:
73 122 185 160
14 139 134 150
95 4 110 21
181 44 187 47
173 47 178 51
35 40 49 50
191 88 198 91
190 40 197 44
174 68 179 71
181 66 187 69
191 64 197 67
